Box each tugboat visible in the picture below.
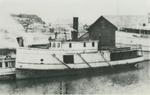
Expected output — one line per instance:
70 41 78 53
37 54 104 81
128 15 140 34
15 17 144 79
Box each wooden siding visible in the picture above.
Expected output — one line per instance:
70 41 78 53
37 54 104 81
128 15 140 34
88 16 117 48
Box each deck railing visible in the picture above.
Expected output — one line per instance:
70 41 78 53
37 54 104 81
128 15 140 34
0 58 15 68
116 43 142 50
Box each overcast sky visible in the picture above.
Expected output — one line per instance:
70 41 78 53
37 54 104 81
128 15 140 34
0 0 150 24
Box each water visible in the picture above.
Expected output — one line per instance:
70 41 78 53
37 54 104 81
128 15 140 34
0 61 149 95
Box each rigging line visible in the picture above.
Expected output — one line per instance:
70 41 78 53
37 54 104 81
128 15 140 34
76 53 92 68
99 51 113 68
52 54 72 69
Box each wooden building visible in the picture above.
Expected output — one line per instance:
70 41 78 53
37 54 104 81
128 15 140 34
79 16 117 48
79 15 149 49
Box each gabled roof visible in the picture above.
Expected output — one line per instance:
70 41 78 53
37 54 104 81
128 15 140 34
79 15 150 39
88 16 118 30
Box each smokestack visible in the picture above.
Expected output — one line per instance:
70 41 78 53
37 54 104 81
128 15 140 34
72 17 78 41
73 17 78 32
16 37 24 47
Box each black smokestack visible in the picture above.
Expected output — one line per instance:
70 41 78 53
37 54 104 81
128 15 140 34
72 17 78 41
73 17 78 32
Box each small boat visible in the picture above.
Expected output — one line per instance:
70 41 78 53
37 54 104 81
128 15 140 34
0 56 16 80
15 38 144 79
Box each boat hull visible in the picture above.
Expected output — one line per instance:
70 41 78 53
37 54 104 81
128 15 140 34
0 74 16 80
0 68 16 80
16 57 144 79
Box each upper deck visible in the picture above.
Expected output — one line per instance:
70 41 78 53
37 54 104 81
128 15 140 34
27 40 99 53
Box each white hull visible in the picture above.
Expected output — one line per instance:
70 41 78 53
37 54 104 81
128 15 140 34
16 47 144 70
17 57 143 70
0 58 16 80
16 57 144 79
0 68 15 80
0 68 15 75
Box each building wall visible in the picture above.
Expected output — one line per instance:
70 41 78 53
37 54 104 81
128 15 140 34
88 16 117 48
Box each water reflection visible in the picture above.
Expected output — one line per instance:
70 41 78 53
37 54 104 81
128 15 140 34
0 61 150 94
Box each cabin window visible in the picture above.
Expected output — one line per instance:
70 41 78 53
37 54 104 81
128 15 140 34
83 42 86 47
49 42 51 47
63 55 74 64
53 43 56 47
92 42 95 47
57 43 60 48
5 62 8 67
0 62 2 67
5 62 13 68
69 43 72 48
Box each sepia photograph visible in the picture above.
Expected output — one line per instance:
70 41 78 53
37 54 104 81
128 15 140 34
0 0 150 94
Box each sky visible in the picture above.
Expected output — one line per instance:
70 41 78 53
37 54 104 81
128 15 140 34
0 0 150 24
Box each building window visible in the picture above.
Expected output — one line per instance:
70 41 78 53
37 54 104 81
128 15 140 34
92 42 95 47
57 43 60 48
69 43 72 48
63 55 74 64
83 42 86 47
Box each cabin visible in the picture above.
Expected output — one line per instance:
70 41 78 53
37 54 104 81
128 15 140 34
28 40 98 53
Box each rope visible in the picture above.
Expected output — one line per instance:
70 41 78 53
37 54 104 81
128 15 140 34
77 53 92 68
52 54 71 69
99 51 113 68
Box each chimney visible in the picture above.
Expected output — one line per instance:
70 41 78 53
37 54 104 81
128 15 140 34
72 17 78 41
73 17 78 32
16 37 24 47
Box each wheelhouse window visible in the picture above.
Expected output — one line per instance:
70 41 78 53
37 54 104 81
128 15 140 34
69 43 72 48
83 42 86 47
63 55 74 64
92 42 95 47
